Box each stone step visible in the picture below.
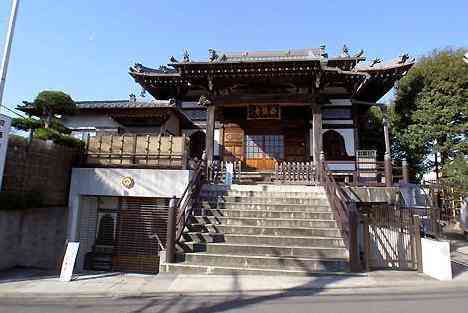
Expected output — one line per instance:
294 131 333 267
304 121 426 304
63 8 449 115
181 242 349 258
160 263 355 277
193 208 335 220
200 201 331 212
181 232 346 248
201 191 327 199
202 184 325 194
179 253 349 272
200 197 329 206
187 224 342 237
190 216 338 229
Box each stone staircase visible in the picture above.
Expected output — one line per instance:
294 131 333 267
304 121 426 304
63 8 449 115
160 184 350 276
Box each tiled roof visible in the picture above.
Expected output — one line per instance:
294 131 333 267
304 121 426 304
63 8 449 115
222 48 323 62
75 100 175 109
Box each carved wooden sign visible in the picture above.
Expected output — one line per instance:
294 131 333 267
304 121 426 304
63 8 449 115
247 104 281 120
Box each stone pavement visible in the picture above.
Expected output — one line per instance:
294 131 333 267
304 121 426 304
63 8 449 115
1 266 468 299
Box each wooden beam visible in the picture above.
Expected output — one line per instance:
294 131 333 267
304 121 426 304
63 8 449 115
312 102 322 168
205 104 216 163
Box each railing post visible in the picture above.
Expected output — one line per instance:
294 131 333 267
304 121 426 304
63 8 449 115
384 153 393 187
319 150 325 184
349 209 361 272
402 158 409 184
413 215 423 273
362 213 370 272
166 196 177 264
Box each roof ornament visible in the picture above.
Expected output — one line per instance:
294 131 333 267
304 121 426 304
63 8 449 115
140 88 146 98
183 49 191 63
369 58 382 67
198 95 212 107
319 44 328 58
397 53 414 64
208 49 219 62
129 93 136 102
170 56 179 63
158 65 170 73
133 63 144 73
340 45 350 58
353 49 365 58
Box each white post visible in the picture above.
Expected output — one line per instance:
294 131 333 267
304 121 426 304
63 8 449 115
0 0 20 109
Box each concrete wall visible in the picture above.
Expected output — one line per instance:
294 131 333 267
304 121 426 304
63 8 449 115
422 238 452 280
69 168 193 199
345 187 401 204
0 207 68 271
67 168 193 241
2 137 79 206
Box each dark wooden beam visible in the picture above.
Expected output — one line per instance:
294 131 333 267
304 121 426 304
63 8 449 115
205 104 216 163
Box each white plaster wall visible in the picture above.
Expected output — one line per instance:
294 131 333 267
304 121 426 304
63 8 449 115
214 129 220 157
322 128 355 156
69 168 193 199
61 114 121 129
422 238 452 280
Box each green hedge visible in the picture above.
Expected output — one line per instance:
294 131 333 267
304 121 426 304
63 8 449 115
0 191 44 211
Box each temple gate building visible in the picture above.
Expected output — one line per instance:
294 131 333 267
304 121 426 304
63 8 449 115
19 46 418 275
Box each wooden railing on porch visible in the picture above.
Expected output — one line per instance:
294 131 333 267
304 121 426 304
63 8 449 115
324 160 405 187
82 134 190 169
275 161 316 185
207 160 242 184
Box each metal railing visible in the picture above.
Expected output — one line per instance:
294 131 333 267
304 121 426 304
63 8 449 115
165 160 205 263
320 162 361 272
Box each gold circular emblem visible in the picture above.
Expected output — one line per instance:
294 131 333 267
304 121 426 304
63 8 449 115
121 176 135 189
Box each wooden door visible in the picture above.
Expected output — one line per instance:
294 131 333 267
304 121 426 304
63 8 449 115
245 135 284 171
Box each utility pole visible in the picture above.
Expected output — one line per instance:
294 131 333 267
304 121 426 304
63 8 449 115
0 0 20 111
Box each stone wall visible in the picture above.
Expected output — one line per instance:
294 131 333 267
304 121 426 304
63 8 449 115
1 137 80 206
0 207 68 271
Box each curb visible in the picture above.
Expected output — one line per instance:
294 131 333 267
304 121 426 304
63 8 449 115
1 281 468 300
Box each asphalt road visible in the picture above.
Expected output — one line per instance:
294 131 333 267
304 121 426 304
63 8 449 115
1 287 468 313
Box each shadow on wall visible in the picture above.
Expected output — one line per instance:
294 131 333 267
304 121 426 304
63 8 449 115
0 207 68 272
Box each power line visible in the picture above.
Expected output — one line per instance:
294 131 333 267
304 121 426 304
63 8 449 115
0 103 27 119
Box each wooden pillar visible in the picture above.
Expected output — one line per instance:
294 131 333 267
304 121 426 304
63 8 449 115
205 104 216 164
312 103 322 172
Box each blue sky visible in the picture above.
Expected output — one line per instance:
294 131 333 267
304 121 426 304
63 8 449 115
0 0 467 116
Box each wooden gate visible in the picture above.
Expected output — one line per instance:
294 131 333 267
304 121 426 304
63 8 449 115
363 206 422 271
112 198 168 274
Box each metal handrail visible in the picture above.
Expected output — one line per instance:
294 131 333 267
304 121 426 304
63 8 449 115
320 162 355 247
175 160 205 242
